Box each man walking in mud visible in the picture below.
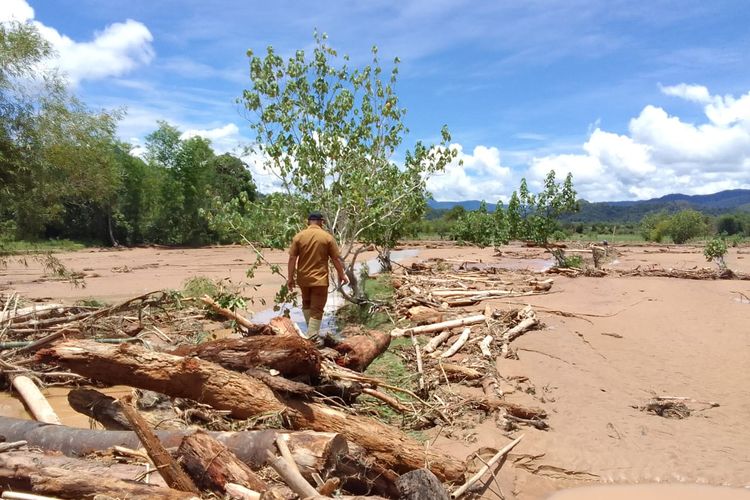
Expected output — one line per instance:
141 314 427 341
287 212 349 342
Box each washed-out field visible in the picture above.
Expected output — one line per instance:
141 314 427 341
1 243 749 499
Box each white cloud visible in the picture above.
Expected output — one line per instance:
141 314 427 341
181 123 242 153
524 84 750 201
427 144 512 201
0 0 34 22
2 0 153 84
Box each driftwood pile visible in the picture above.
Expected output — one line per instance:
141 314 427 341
0 259 553 499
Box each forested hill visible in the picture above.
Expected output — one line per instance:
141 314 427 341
428 189 750 222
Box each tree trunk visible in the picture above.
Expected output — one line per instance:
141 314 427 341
334 330 391 372
176 431 268 493
269 316 301 337
117 395 200 494
38 341 464 481
67 388 131 430
0 454 197 500
396 469 450 500
0 416 345 475
170 335 321 378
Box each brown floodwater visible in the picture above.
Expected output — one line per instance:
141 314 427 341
548 484 750 499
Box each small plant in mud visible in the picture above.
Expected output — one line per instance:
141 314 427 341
704 236 728 271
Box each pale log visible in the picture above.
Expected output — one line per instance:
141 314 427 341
334 330 391 372
38 342 464 481
10 376 61 425
171 335 321 377
479 336 493 358
391 314 486 338
423 330 453 353
441 363 483 381
177 431 268 493
200 296 255 330
118 395 200 494
451 435 524 499
438 328 470 358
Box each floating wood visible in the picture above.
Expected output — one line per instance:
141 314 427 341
10 376 61 425
67 388 130 430
171 335 321 378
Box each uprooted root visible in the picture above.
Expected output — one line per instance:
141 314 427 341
638 399 691 419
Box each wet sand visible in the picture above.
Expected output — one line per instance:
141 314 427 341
2 242 749 498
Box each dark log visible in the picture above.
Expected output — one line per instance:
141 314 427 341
334 330 391 372
176 431 267 493
334 455 400 498
67 388 131 430
244 367 315 396
0 416 345 476
170 335 321 378
117 395 199 494
0 452 197 499
38 341 465 481
396 469 450 500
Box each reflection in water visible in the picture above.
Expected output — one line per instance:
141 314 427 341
251 249 420 339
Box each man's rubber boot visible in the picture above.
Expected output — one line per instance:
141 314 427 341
302 308 311 325
307 318 323 346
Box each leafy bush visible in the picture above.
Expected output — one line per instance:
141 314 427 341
704 237 728 270
668 209 707 244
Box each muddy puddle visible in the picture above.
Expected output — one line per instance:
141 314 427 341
0 385 133 427
251 249 420 340
548 484 750 499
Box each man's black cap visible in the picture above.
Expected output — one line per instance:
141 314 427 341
308 211 324 221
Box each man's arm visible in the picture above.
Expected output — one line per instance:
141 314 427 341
332 256 349 286
287 254 297 289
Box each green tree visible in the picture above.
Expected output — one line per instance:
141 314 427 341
232 33 457 299
667 209 706 244
640 211 671 242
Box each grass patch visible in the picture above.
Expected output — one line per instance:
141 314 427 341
182 276 220 298
0 239 87 255
336 274 394 331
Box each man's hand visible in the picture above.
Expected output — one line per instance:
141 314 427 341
286 277 296 290
338 273 349 286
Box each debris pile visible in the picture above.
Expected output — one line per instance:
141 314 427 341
0 258 555 499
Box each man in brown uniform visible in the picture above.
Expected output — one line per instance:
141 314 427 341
287 212 349 339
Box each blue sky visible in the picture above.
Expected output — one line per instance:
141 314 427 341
4 0 750 202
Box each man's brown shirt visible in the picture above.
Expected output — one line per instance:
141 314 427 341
289 225 341 287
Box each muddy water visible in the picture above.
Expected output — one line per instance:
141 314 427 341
0 385 133 428
548 484 750 499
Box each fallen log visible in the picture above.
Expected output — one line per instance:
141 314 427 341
441 364 482 381
10 376 61 425
334 330 391 372
67 388 130 430
118 395 199 494
38 342 465 481
171 335 321 378
266 438 318 499
451 435 524 499
391 315 486 338
244 368 315 396
200 296 255 330
503 307 539 343
0 453 197 499
423 330 453 354
177 431 268 493
0 416 345 476
0 450 168 488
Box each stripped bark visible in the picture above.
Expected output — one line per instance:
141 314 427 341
10 376 61 425
391 314 486 337
171 335 321 378
334 330 391 372
438 328 471 358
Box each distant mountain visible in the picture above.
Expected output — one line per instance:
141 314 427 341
428 189 750 223
427 199 497 211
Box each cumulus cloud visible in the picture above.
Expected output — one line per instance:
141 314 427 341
524 85 750 201
2 0 153 84
180 123 242 153
427 144 512 201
